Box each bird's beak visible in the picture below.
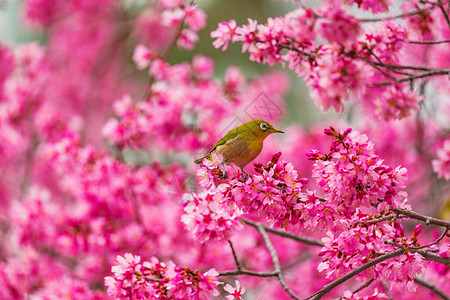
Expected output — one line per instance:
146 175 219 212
273 128 284 134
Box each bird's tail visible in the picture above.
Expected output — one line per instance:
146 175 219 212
194 154 210 164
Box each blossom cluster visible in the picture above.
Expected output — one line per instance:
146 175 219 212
103 54 243 151
432 139 450 180
318 222 424 291
1 0 449 299
308 128 424 290
192 152 311 232
342 288 388 300
181 189 243 243
105 253 219 299
210 6 428 120
193 127 432 292
308 127 409 216
104 49 288 151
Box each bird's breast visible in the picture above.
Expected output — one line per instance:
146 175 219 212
215 135 264 169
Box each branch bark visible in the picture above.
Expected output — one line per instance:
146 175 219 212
415 276 450 300
241 219 324 247
393 208 450 229
306 249 405 300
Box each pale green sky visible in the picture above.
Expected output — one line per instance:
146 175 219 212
0 0 37 45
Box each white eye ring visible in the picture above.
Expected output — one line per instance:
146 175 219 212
260 123 268 131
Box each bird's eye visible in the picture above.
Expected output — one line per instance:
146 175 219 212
260 123 268 131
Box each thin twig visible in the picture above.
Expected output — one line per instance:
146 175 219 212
218 270 278 277
359 214 397 225
372 70 450 86
413 228 449 249
228 240 241 271
437 0 450 29
384 240 449 265
371 61 450 72
278 43 315 58
356 6 436 22
415 276 450 300
242 219 324 247
306 249 404 300
255 223 301 300
409 39 450 44
336 279 380 299
353 278 376 294
415 249 450 265
143 19 185 100
381 279 394 300
393 208 450 229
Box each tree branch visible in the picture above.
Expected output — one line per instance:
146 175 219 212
381 279 394 300
413 228 449 250
255 223 301 300
372 70 450 86
437 0 450 29
408 39 450 44
415 249 450 265
218 269 278 277
241 219 324 247
352 278 376 294
306 249 405 300
228 240 242 271
415 276 450 300
393 208 450 229
356 5 436 22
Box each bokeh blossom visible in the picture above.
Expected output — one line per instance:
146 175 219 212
1 0 449 299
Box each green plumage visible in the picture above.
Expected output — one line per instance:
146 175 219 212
194 119 283 169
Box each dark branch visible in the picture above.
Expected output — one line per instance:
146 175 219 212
413 228 449 249
409 39 450 44
228 240 242 271
372 70 450 86
415 276 450 300
306 249 405 300
241 219 324 247
255 223 301 300
393 208 450 229
415 249 450 265
352 278 376 294
218 269 278 277
359 214 397 225
437 0 450 29
381 279 394 300
356 5 436 22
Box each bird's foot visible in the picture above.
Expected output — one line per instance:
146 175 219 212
218 162 228 180
241 171 249 182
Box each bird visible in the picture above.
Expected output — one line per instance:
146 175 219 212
194 119 284 178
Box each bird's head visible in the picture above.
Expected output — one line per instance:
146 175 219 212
243 119 284 141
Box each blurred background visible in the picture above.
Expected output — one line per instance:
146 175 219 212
0 0 336 126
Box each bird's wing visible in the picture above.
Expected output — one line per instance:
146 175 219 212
209 127 241 153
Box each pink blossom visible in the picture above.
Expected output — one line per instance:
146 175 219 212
184 5 207 32
432 139 450 180
102 94 151 149
132 44 155 70
342 288 388 299
177 29 199 50
211 20 238 51
24 0 61 27
345 0 393 14
162 8 185 27
224 66 244 92
192 55 214 79
181 189 243 243
224 280 245 300
105 254 220 299
317 5 361 45
159 0 184 9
